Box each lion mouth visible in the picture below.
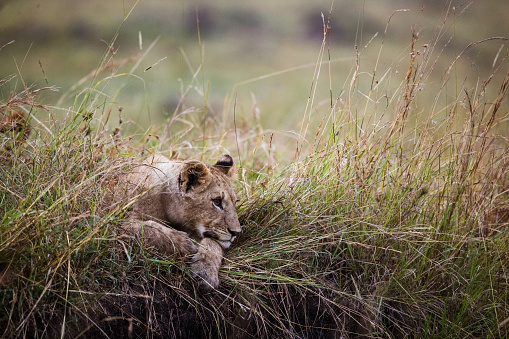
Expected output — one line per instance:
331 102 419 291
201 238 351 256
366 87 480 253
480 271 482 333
203 231 216 239
203 231 233 249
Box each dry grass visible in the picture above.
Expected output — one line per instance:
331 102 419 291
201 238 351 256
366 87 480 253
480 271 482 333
1 4 508 338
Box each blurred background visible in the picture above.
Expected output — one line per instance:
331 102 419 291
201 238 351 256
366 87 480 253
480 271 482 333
1 0 508 137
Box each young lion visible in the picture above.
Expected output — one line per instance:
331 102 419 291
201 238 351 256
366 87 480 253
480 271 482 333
120 154 241 291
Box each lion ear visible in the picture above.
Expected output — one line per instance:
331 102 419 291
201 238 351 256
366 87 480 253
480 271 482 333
213 154 235 178
179 161 211 193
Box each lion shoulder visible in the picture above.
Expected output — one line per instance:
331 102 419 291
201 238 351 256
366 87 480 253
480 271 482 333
126 154 183 188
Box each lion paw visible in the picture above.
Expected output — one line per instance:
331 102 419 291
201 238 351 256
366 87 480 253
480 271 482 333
189 238 224 292
190 261 220 292
176 234 199 255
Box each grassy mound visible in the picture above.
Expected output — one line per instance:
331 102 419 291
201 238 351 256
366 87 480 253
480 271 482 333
1 10 508 339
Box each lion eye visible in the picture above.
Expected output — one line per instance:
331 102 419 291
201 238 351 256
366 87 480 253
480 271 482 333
212 198 223 209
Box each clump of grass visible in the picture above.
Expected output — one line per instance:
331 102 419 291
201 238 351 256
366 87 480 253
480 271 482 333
1 4 509 339
222 11 509 336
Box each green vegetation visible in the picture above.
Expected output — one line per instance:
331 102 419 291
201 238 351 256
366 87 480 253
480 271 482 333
1 3 508 338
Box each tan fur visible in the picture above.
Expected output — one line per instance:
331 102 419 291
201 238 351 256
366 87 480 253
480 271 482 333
119 154 241 291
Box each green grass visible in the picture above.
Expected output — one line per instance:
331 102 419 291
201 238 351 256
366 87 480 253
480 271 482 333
3 0 509 134
1 4 509 338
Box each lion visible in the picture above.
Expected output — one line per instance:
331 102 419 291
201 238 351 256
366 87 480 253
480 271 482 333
119 153 241 291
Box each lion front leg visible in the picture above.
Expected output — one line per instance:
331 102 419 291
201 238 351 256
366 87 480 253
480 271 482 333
189 237 224 291
126 219 199 256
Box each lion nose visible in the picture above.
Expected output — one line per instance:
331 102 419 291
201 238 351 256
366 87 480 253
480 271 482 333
228 228 240 238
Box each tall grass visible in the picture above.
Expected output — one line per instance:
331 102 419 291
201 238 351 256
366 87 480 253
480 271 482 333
1 5 508 339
